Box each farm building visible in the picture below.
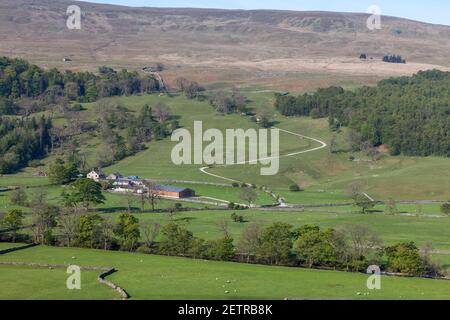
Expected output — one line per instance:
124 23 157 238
113 179 133 187
87 168 105 182
152 186 195 199
106 173 124 180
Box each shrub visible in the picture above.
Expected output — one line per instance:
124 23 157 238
231 212 245 223
136 245 154 254
100 181 111 190
385 242 428 276
346 259 370 272
289 184 301 192
440 203 450 215
173 203 183 211
9 188 28 207
206 237 235 261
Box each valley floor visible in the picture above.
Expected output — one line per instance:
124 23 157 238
1 245 450 300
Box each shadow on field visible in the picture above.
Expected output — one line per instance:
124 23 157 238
97 206 140 213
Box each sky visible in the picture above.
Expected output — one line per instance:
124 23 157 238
80 0 450 26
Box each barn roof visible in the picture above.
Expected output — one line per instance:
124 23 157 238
154 185 190 193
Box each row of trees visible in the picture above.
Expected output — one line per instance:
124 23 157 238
0 57 161 105
0 203 442 277
0 207 139 251
382 55 406 64
275 70 450 156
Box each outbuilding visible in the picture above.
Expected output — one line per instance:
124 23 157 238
107 173 124 181
152 186 195 199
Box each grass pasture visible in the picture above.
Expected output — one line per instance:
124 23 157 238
0 185 211 214
0 245 450 300
0 92 449 301
101 93 449 201
170 183 276 205
94 208 450 249
0 265 117 300
5 92 448 203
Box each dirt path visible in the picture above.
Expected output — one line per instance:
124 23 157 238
199 127 327 184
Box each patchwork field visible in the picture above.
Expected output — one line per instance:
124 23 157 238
0 0 449 302
1 245 449 300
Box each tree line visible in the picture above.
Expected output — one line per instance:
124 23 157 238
0 98 177 174
1 203 443 278
275 70 450 156
0 57 161 107
382 55 406 64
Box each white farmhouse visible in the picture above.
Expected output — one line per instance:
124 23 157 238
86 168 105 182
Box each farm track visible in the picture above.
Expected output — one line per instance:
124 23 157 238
200 126 328 191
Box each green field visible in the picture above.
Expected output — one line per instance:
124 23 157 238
5 92 449 204
0 185 213 214
0 245 449 300
432 254 450 271
94 209 450 249
8 205 449 250
0 265 117 300
1 91 449 300
0 176 49 188
97 93 450 201
170 183 276 205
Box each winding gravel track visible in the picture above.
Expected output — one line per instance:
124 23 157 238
200 127 328 183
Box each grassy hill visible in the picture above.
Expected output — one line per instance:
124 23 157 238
2 0 450 91
75 92 450 200
0 1 449 301
3 91 449 204
1 245 450 300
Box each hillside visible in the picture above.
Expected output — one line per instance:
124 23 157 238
2 0 450 90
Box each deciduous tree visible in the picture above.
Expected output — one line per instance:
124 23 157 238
1 209 24 242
